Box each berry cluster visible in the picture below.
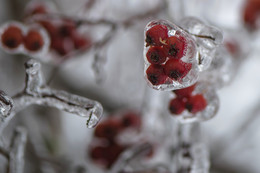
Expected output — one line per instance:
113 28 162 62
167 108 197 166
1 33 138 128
145 23 192 86
169 84 207 115
0 22 48 55
243 0 260 30
25 2 91 57
89 112 142 169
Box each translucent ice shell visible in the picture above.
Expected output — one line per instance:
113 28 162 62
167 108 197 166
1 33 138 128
144 20 199 91
180 17 223 71
169 82 219 123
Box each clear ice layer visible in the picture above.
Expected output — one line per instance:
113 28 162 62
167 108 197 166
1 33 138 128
200 45 236 89
180 17 223 71
144 20 199 91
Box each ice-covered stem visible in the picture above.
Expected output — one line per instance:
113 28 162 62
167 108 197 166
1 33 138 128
0 127 27 173
0 59 103 132
109 143 153 173
8 127 27 173
176 123 209 173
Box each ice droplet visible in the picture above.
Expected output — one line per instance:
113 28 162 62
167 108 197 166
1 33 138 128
86 105 102 128
0 90 13 119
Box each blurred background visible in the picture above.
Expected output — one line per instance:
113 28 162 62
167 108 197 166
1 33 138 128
0 0 260 173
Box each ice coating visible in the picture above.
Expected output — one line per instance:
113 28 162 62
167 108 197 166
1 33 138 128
0 59 103 131
170 82 219 123
0 90 13 119
9 127 27 173
178 143 210 173
144 20 199 91
200 45 236 89
180 17 223 71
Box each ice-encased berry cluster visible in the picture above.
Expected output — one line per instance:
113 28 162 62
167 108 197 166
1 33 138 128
144 20 199 91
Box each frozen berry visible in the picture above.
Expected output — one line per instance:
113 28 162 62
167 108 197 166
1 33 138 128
38 20 57 38
24 30 44 51
164 59 192 81
146 46 167 64
73 35 91 50
58 23 76 38
120 112 141 129
94 119 121 140
1 26 23 49
145 24 168 46
243 0 260 29
185 94 207 114
169 98 186 115
89 143 125 169
164 36 186 59
29 5 47 16
146 64 167 85
173 84 196 98
104 144 125 168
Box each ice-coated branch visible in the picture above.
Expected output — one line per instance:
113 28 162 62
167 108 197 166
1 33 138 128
0 59 103 132
9 127 27 173
109 142 153 173
176 123 210 173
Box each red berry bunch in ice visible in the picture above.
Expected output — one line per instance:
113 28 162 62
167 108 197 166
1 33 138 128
144 20 198 91
24 1 91 57
243 0 260 30
169 82 219 123
89 111 142 169
0 21 49 56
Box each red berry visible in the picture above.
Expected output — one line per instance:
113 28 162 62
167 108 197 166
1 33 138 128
90 146 105 160
185 94 207 114
51 37 75 56
24 30 44 51
94 119 121 140
29 5 47 16
169 98 186 115
164 59 192 81
104 144 125 168
120 112 141 129
146 64 167 85
145 24 168 46
58 23 76 38
146 46 167 64
1 26 23 49
38 20 57 38
73 35 91 50
173 84 196 98
164 36 186 59
89 143 125 169
243 0 260 29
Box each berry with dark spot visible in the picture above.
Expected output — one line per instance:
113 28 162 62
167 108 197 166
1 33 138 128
94 119 121 140
146 46 167 64
164 36 186 59
1 26 23 49
164 59 192 81
24 30 44 51
169 98 186 115
185 94 207 114
146 64 167 85
120 112 141 129
145 24 168 46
